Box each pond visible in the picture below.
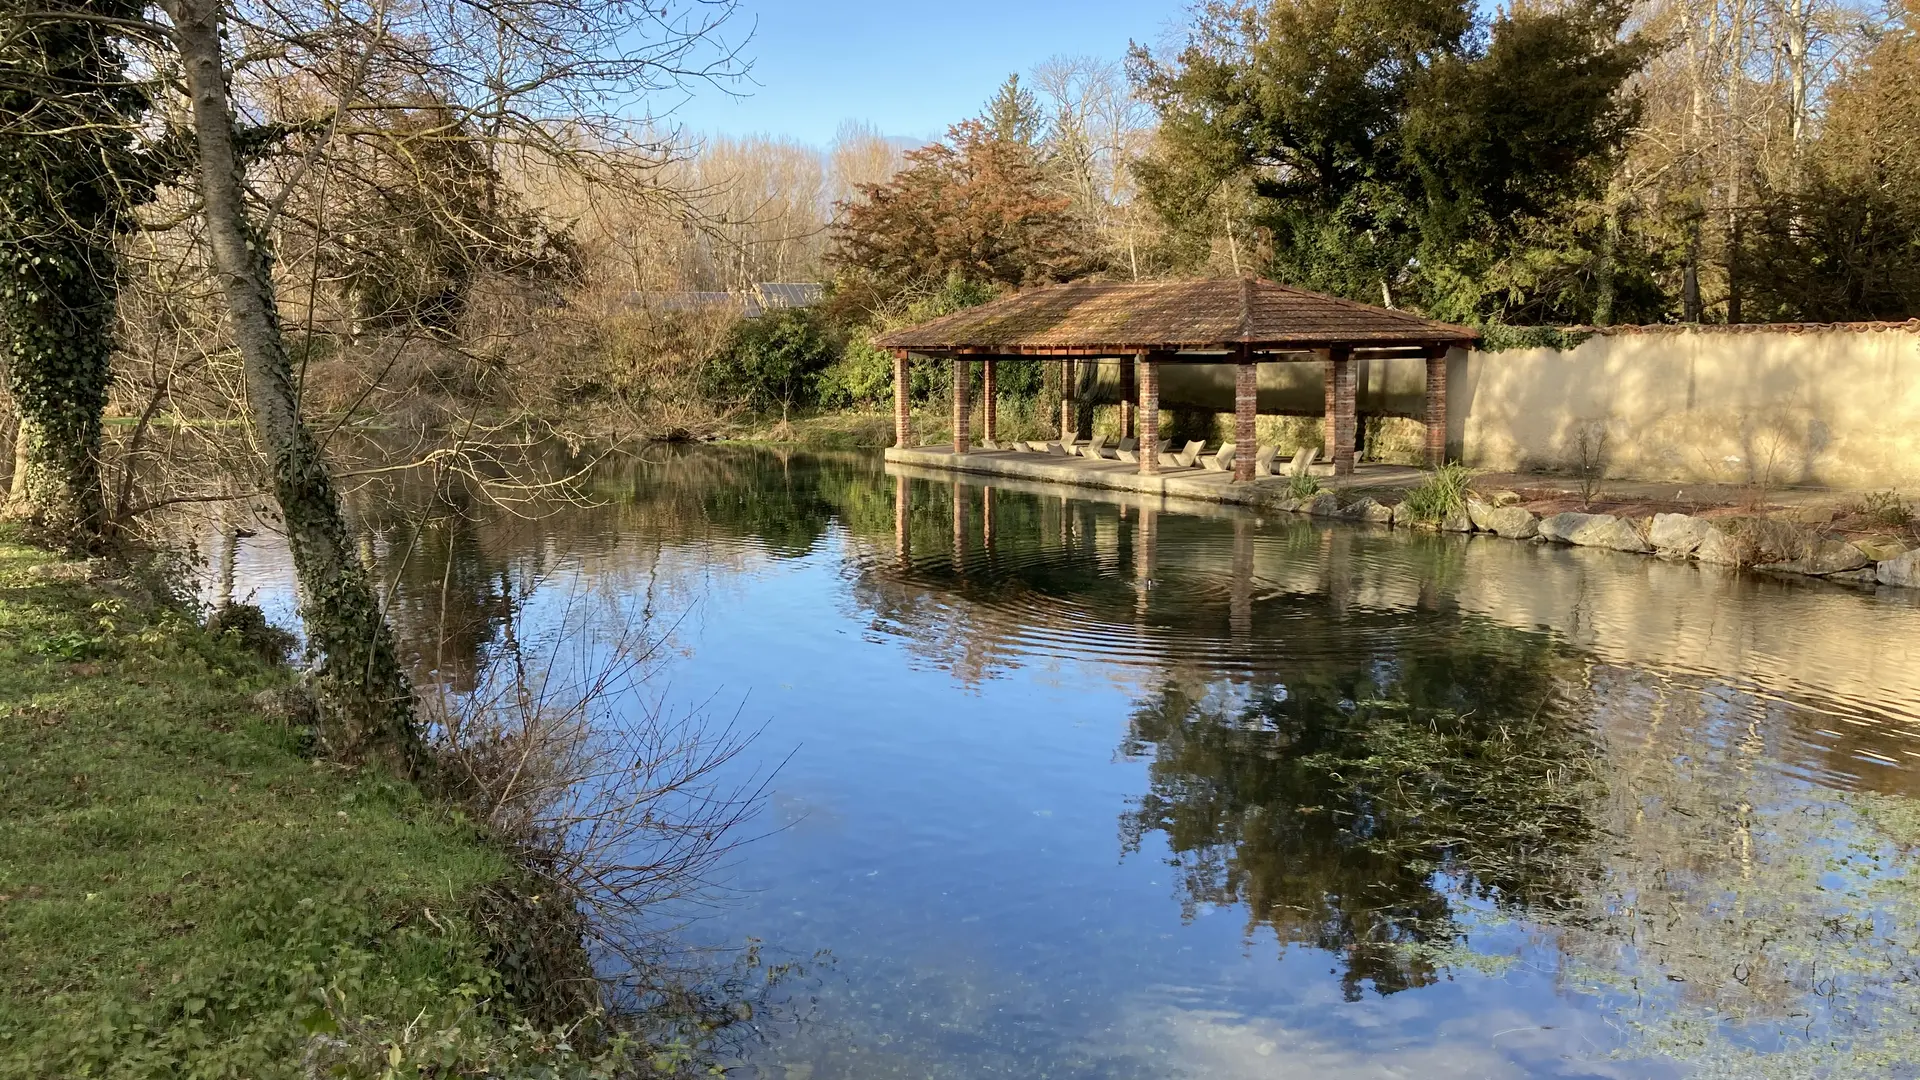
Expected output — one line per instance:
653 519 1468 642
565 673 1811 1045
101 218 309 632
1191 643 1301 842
222 445 1920 1079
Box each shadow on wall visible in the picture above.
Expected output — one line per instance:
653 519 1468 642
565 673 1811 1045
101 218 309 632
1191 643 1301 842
1456 326 1920 490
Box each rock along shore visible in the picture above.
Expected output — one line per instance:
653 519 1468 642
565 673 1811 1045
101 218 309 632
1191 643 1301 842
1268 491 1920 590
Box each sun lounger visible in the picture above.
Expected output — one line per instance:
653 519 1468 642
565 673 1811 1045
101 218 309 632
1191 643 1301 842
1287 446 1320 476
1046 441 1071 456
1201 442 1237 472
1254 445 1279 475
1169 440 1207 468
1114 436 1140 463
1078 434 1112 459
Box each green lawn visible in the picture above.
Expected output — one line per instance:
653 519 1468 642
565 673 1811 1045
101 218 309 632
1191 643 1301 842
0 534 586 1077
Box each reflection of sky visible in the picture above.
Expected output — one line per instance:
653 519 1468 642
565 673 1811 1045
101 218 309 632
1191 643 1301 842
546 531 1670 1077
206 456 1920 1078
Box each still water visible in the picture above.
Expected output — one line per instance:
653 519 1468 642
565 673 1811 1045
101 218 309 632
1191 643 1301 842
225 446 1920 1078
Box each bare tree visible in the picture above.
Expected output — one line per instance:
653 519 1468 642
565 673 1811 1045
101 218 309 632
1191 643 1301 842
150 0 743 770
1031 54 1156 277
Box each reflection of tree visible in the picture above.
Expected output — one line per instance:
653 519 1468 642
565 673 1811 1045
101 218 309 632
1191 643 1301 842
1119 624 1602 1000
327 443 895 695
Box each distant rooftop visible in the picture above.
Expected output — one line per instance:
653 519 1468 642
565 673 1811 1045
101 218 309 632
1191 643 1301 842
752 282 826 311
875 277 1477 355
618 282 825 318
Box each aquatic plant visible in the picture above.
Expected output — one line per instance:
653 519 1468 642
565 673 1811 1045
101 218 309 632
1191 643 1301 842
1398 463 1476 522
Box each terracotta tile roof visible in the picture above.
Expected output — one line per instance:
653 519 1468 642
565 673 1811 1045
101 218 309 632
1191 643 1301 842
875 277 1478 354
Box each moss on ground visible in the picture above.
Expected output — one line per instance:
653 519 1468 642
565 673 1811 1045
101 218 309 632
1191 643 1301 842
0 532 607 1078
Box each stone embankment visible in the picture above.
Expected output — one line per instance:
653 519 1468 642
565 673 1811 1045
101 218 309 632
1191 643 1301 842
1269 490 1920 590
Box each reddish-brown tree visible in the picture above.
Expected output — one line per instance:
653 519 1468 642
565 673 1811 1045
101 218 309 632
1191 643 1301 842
829 119 1100 297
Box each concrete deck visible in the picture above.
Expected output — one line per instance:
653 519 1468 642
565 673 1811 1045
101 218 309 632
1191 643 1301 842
884 445 1425 509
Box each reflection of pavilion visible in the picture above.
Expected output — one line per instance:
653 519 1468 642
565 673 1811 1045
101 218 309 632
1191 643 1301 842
872 466 1920 1020
877 277 1477 484
876 458 1920 800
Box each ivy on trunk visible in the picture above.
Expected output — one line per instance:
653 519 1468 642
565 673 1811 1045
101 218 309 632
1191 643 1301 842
167 0 423 775
0 0 153 549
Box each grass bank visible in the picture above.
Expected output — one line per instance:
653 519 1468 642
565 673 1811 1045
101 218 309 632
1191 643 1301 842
0 532 611 1078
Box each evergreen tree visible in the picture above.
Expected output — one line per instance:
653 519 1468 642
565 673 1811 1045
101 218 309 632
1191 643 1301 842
982 73 1045 148
829 118 1099 298
1130 0 1648 322
1737 0 1920 321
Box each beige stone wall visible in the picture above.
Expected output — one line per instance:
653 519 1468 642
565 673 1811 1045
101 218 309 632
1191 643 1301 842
1454 325 1920 490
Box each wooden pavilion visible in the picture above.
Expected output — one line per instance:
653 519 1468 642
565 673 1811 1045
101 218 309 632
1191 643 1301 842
876 277 1479 481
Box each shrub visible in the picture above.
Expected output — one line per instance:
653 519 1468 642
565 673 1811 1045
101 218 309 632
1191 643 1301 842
1286 472 1325 501
1400 463 1476 522
704 308 842 420
1474 323 1595 353
1853 490 1913 528
206 602 298 665
816 334 896 408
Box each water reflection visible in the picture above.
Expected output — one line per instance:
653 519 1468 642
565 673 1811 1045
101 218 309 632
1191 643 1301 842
215 444 1920 1077
1118 635 1598 1001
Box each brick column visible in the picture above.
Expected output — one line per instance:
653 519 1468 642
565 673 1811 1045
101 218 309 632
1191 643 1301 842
893 352 912 448
1424 345 1448 466
951 480 967 569
1134 506 1156 618
951 357 970 454
894 475 910 567
1329 345 1356 475
1233 353 1257 482
1322 349 1336 461
1230 517 1252 637
982 359 998 446
1137 353 1160 474
1118 358 1136 440
1060 358 1076 442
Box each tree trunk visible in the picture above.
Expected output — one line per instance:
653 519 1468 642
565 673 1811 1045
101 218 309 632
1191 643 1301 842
1593 198 1618 327
3 416 105 546
1682 219 1705 322
167 0 421 775
7 418 27 501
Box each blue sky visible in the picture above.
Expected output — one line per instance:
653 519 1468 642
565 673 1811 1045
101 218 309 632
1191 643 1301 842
656 0 1191 147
